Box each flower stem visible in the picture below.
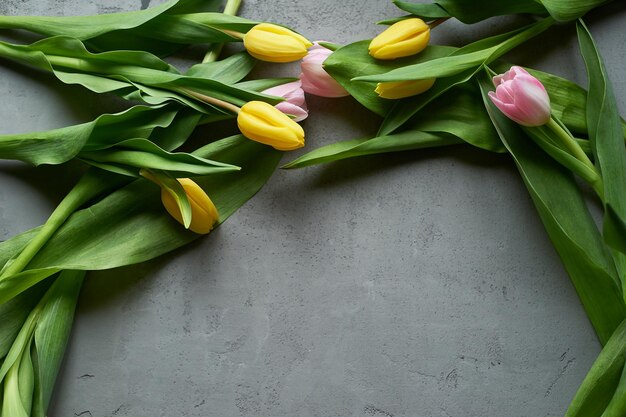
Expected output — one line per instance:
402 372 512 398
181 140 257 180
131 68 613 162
546 117 604 198
547 117 595 169
178 88 241 114
202 0 244 63
428 18 449 29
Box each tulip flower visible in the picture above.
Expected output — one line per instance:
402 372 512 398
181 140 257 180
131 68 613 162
369 18 430 60
237 101 305 151
263 81 309 122
300 42 350 98
161 178 219 234
243 23 312 63
488 66 551 127
375 78 436 99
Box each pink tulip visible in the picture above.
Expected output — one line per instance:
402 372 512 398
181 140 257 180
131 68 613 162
488 66 551 127
300 42 350 98
263 81 308 122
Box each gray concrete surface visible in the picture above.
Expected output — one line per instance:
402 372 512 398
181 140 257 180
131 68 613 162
0 0 624 416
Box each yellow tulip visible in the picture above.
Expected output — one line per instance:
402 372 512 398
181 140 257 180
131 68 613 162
369 18 430 60
375 78 436 99
237 101 305 151
243 23 312 63
161 178 219 234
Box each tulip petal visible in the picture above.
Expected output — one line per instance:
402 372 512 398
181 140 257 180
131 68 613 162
243 23 312 63
375 79 435 99
161 178 218 234
490 66 551 127
275 101 308 122
371 31 430 60
238 101 305 151
369 18 429 57
300 43 349 98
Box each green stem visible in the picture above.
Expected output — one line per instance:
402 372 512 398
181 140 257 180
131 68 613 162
202 0 243 63
546 117 604 197
547 118 594 167
178 88 241 114
428 17 448 29
0 171 127 278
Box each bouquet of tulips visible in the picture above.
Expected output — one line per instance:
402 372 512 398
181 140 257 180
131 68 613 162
0 0 624 415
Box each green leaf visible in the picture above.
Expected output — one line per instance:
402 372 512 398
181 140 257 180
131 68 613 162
576 20 626 259
0 104 180 165
0 285 47 360
283 130 461 169
324 40 456 116
2 362 29 417
566 318 626 417
394 0 548 23
354 18 554 83
31 270 84 414
139 169 193 229
137 13 257 44
0 136 281 304
378 69 476 136
478 72 626 345
79 138 240 177
17 337 34 415
0 0 183 40
185 52 256 85
405 82 504 152
391 2 450 19
147 108 203 152
235 77 299 92
539 0 613 22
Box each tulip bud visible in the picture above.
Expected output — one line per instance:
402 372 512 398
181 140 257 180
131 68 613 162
263 81 309 122
237 101 305 151
243 23 312 63
369 18 430 60
488 66 551 127
300 42 350 98
375 78 436 99
161 178 219 234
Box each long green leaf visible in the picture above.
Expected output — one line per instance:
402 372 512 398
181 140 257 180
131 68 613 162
478 72 626 345
0 104 178 165
394 0 548 23
0 286 47 360
405 82 504 152
79 138 240 177
283 131 461 169
566 319 626 417
576 20 626 259
540 0 614 22
31 270 84 415
0 0 183 40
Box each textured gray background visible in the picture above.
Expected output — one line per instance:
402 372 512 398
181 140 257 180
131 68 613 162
0 1 625 416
